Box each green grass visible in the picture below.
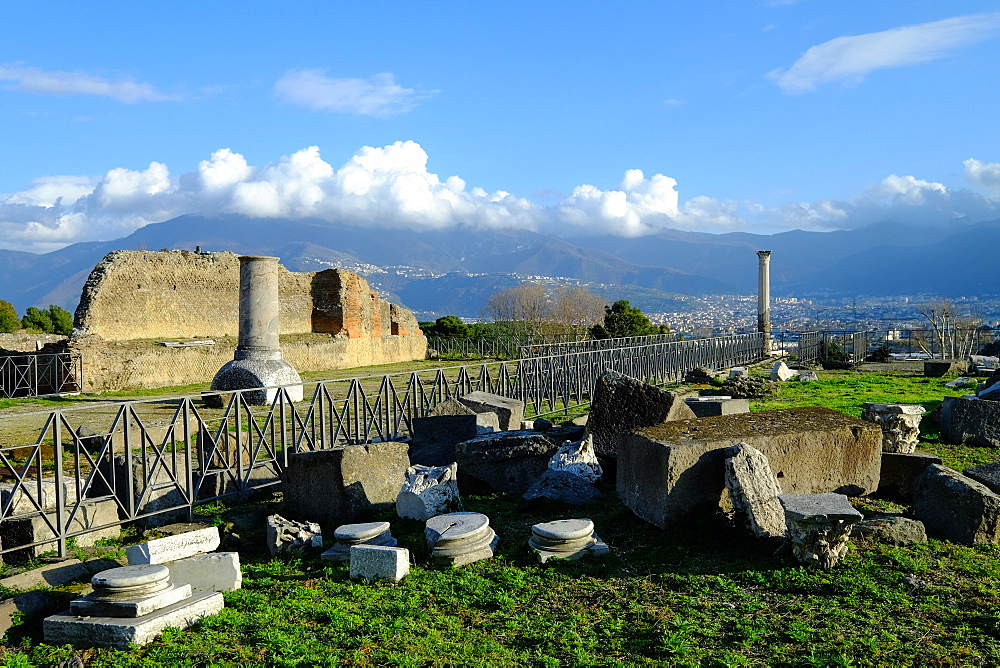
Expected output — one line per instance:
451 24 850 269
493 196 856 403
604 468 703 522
3 367 1000 665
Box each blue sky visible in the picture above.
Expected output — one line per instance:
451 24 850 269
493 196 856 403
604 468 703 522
2 1 999 252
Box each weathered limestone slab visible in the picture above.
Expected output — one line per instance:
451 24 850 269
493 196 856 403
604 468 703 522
396 463 462 521
321 521 397 562
924 359 967 377
527 519 609 563
166 552 242 592
126 527 220 565
851 515 927 546
861 403 926 453
617 407 881 529
0 498 121 563
945 376 973 389
940 396 1000 447
876 451 942 501
282 442 409 528
798 371 819 382
585 369 696 460
914 464 1000 545
770 361 796 381
265 514 322 556
548 435 602 483
779 493 862 569
44 590 223 650
724 443 785 538
350 545 409 583
425 512 498 567
685 397 750 418
521 470 603 508
456 391 524 431
964 463 1000 494
455 428 580 494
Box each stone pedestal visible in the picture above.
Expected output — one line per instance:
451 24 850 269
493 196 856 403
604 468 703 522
861 403 925 453
527 519 609 563
425 512 498 567
321 521 397 561
350 545 409 583
44 564 224 649
209 256 302 405
778 493 862 569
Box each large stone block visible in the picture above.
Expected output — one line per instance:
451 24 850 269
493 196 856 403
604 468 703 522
924 359 967 377
282 442 409 528
0 499 121 563
455 427 581 494
617 407 882 529
940 396 1000 448
914 464 1000 545
876 451 942 501
585 369 696 460
456 391 524 431
964 463 1000 494
166 552 242 592
409 415 479 467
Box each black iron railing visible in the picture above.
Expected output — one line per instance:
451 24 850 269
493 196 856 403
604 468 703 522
0 352 82 398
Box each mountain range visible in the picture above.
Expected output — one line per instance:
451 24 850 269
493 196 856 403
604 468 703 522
1 214 998 318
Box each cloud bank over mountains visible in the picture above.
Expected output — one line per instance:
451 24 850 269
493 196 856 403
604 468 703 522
1 142 999 253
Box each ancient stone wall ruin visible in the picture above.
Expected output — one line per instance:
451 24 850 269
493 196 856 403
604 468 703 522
74 250 420 341
68 250 425 391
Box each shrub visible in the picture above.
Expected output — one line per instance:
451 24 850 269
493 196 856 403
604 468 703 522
866 343 893 363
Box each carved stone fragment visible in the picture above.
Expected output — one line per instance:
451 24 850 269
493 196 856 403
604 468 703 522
778 493 862 569
861 402 925 453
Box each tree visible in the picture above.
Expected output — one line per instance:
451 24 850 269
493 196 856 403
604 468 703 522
20 305 74 335
589 299 659 339
0 300 20 333
21 306 53 333
550 285 606 337
484 283 549 336
916 299 981 360
421 315 471 338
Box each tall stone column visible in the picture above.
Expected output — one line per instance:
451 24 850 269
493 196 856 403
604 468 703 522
209 256 303 405
756 250 772 355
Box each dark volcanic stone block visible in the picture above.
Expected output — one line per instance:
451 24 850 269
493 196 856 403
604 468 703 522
283 442 409 530
585 369 696 459
877 451 942 502
617 406 882 529
940 396 1000 448
964 463 1000 494
914 464 1000 545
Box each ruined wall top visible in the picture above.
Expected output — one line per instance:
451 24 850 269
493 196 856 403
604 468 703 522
73 250 421 342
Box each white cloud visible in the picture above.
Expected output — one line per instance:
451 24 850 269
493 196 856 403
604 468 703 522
0 62 178 102
965 158 1000 194
767 13 1000 93
274 69 436 116
2 143 1000 253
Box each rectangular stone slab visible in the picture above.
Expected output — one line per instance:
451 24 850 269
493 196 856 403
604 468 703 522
44 590 224 650
126 526 221 565
617 406 882 529
70 583 192 618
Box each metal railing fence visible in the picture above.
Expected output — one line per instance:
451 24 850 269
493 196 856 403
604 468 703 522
0 332 764 560
0 352 82 398
426 334 588 360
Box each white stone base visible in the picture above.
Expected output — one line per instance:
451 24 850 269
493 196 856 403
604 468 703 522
44 590 224 650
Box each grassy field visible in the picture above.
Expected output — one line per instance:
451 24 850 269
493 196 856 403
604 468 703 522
2 366 1000 666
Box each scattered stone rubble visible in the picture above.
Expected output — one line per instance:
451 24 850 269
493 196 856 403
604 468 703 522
266 514 322 556
322 521 398 561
